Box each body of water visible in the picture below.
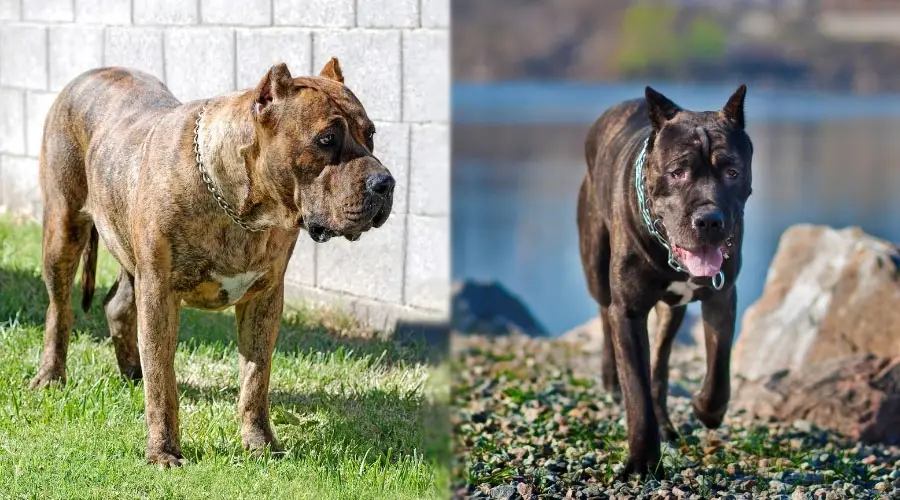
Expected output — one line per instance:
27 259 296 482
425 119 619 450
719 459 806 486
452 82 900 335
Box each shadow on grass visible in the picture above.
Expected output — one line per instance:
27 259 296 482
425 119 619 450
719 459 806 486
178 383 449 466
0 265 450 465
0 266 447 367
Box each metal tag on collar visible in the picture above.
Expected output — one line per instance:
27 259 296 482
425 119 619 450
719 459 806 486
711 271 725 290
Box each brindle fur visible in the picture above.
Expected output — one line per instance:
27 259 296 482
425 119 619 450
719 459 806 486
32 58 394 467
577 86 752 477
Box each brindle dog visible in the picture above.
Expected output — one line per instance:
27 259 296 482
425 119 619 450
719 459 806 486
577 86 752 477
32 58 394 466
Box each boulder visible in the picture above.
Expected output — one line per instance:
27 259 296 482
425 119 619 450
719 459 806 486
734 225 900 381
451 280 548 336
733 354 900 445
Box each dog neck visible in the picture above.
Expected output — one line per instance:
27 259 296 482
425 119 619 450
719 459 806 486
195 93 293 231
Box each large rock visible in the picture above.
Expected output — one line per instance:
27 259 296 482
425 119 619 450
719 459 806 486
451 280 548 336
733 354 900 445
734 225 900 381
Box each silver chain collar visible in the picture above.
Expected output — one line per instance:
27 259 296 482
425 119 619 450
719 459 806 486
193 101 264 232
633 135 725 290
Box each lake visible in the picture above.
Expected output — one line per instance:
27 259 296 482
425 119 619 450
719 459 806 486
452 82 900 335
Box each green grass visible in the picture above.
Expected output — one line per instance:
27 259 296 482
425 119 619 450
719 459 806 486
0 214 448 499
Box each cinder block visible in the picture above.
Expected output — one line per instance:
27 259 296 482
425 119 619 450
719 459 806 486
408 124 449 216
314 30 401 122
49 26 105 91
26 92 59 157
0 0 20 20
274 0 354 28
0 89 25 155
104 28 165 78
134 0 198 25
235 28 311 90
164 28 235 102
202 0 270 26
371 122 409 214
402 30 449 123
357 0 418 28
316 213 406 303
285 233 317 287
421 0 449 28
0 25 47 90
23 0 73 21
75 0 131 24
404 214 449 311
0 155 41 214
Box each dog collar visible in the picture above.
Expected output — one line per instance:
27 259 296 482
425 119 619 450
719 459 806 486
633 135 725 290
193 102 265 232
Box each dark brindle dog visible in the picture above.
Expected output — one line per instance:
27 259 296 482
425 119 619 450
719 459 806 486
32 58 394 466
577 86 752 476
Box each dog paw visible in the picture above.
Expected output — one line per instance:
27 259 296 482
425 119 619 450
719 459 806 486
117 363 142 381
615 455 665 482
29 366 66 389
659 422 680 443
602 379 622 403
691 395 727 429
242 427 281 456
147 450 185 468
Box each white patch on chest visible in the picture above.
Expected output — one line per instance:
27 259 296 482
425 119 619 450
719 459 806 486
211 271 262 304
665 280 702 306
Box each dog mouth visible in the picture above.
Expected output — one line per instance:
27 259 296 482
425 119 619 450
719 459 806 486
305 203 391 244
671 237 734 277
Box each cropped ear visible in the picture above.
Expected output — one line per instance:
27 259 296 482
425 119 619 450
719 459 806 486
645 86 681 130
319 57 344 84
722 84 747 130
253 63 294 116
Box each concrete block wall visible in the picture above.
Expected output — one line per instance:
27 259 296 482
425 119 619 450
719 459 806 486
0 0 450 330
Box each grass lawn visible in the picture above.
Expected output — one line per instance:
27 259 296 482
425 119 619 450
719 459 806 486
0 214 448 499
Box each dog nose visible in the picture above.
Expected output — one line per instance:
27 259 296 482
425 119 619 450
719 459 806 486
692 209 724 237
365 172 395 195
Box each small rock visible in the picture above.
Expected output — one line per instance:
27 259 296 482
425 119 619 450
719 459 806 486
517 482 534 499
875 482 888 491
489 484 517 500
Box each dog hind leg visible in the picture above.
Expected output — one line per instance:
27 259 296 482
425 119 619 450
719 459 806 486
103 269 142 380
31 123 91 388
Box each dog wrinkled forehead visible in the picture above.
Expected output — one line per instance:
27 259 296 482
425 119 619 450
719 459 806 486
659 114 751 162
291 76 370 126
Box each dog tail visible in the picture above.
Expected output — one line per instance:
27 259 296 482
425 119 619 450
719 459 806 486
80 224 99 313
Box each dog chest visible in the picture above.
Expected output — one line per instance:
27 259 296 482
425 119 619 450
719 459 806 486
212 271 263 304
662 280 702 306
180 270 266 310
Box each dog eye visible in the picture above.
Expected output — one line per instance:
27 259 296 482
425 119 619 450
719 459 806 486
367 130 375 141
669 168 686 180
318 133 336 147
726 169 740 179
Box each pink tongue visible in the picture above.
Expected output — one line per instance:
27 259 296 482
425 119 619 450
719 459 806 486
678 246 723 277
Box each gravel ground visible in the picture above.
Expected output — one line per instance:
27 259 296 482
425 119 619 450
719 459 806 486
451 334 900 500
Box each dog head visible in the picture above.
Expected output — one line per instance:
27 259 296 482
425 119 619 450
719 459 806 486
642 85 753 277
250 58 394 243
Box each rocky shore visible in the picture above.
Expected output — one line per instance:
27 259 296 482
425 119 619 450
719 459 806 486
451 334 900 500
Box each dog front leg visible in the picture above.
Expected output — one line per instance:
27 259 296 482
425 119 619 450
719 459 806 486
693 286 737 429
235 283 284 454
135 270 183 467
650 303 687 442
608 302 661 477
